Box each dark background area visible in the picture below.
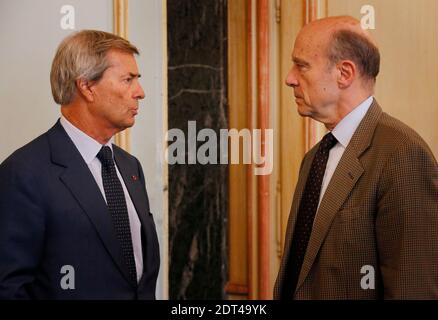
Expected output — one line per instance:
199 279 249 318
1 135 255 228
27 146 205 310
167 0 229 299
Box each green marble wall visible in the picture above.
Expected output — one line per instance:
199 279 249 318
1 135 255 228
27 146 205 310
167 0 228 299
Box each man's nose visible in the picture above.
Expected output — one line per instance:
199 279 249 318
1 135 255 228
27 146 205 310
285 68 299 87
135 82 145 100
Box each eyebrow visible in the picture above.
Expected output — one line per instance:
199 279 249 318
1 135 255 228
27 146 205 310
292 57 310 67
123 72 141 78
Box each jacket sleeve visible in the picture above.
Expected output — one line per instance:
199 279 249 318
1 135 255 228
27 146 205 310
376 139 438 299
0 157 46 299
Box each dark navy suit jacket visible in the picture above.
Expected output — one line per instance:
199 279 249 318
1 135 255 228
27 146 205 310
0 121 160 299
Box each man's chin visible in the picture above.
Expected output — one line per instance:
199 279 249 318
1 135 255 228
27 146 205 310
296 104 312 117
125 116 136 127
116 119 135 132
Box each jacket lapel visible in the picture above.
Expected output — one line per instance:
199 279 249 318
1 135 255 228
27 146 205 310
113 147 160 281
294 100 383 293
279 146 318 279
113 148 150 233
47 121 134 286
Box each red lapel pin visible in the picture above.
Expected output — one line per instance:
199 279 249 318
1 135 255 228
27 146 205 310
131 175 138 181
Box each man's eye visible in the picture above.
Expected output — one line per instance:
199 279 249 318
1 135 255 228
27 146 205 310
124 78 133 83
295 64 308 71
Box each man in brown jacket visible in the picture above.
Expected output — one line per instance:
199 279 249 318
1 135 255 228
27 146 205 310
274 16 438 299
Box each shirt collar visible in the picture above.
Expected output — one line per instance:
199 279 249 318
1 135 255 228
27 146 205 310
331 96 374 148
60 116 113 165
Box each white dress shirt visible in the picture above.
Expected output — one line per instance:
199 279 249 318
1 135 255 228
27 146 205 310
60 116 143 282
318 96 374 208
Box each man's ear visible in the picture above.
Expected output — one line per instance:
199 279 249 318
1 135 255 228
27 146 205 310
75 78 95 102
337 60 356 89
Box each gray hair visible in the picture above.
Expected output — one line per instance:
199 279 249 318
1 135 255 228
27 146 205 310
50 30 139 105
327 29 380 81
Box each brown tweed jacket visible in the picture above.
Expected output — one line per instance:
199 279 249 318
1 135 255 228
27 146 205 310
274 100 438 299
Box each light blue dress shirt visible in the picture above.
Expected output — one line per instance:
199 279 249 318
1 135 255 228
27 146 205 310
318 96 374 207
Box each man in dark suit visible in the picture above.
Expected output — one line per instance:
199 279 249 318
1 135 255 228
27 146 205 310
0 30 160 299
274 16 438 299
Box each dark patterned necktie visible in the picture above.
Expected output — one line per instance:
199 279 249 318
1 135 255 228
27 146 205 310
281 132 337 299
97 146 137 284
